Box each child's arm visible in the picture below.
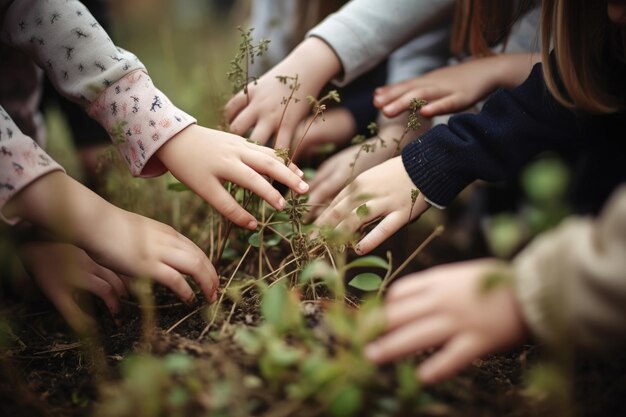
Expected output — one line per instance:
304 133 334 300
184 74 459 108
374 53 542 118
315 63 581 253
224 0 455 149
3 170 219 303
1 0 306 229
365 186 626 384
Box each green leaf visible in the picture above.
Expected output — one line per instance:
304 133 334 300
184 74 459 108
396 361 421 401
233 327 262 355
167 182 191 192
167 387 189 408
485 213 524 259
522 158 569 204
164 353 194 374
356 204 370 219
345 256 389 270
348 273 383 291
261 282 302 332
328 384 363 417
248 232 261 248
265 234 282 247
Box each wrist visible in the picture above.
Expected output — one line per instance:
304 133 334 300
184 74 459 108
494 53 541 89
155 123 199 168
285 37 342 89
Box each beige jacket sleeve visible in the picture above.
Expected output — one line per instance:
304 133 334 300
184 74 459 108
513 185 626 352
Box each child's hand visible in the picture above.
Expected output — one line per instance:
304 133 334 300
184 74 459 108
307 121 421 220
83 206 218 304
314 157 430 254
157 125 309 230
4 171 218 303
365 259 528 384
224 38 342 150
374 54 539 118
20 242 127 333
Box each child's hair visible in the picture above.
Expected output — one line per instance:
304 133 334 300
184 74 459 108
450 0 535 57
540 0 626 114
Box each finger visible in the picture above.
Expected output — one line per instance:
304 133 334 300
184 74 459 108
162 247 218 302
247 142 304 176
51 292 97 334
384 293 437 330
228 164 286 210
355 211 406 254
248 119 274 146
386 273 432 302
94 264 128 298
420 95 466 118
305 180 341 222
365 316 454 364
169 230 219 296
197 178 257 229
243 152 309 195
274 120 297 151
224 90 248 122
319 179 354 217
336 200 385 235
314 193 357 229
79 276 121 315
230 106 257 137
150 263 196 304
373 79 418 107
382 87 446 118
418 335 484 384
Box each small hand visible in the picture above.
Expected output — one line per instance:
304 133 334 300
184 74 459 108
224 38 342 150
20 242 127 333
314 157 429 254
4 171 220 304
85 206 219 304
365 259 528 384
374 56 507 118
307 121 420 220
157 125 309 230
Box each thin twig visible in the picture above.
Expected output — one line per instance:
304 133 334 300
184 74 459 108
378 225 444 296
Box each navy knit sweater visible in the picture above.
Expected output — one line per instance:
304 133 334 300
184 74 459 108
401 63 626 214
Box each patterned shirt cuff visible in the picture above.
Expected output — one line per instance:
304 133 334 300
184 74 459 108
0 133 64 225
86 70 196 177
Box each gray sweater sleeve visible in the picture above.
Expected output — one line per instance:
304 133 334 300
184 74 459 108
513 186 626 352
307 0 455 86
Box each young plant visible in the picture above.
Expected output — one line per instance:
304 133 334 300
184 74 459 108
227 27 270 103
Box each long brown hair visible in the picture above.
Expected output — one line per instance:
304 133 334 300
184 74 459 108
450 0 535 56
541 0 626 113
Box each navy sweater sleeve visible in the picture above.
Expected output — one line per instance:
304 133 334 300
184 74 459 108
402 63 582 207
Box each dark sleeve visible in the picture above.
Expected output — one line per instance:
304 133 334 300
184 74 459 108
401 63 582 207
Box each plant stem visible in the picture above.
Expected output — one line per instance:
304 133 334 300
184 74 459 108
378 225 444 296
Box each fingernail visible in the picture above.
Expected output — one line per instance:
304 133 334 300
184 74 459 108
185 294 197 306
247 220 258 230
297 169 304 177
298 181 309 192
278 198 286 209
